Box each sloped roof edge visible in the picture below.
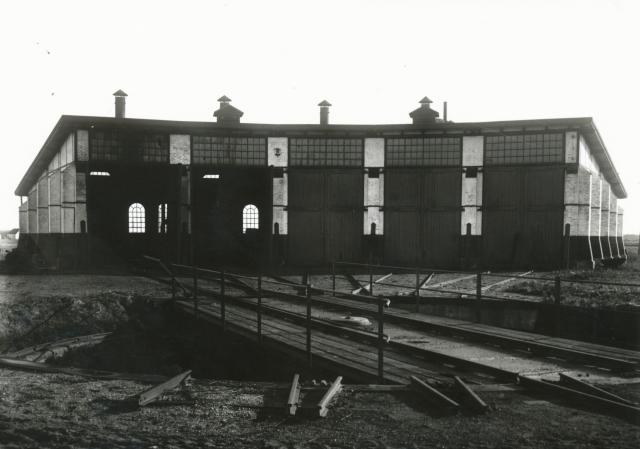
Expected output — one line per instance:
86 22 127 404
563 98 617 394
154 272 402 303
15 115 626 198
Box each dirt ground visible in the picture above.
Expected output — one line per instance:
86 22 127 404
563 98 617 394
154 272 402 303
0 274 639 448
1 370 639 449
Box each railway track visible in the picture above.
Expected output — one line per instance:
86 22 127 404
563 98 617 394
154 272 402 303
151 264 639 379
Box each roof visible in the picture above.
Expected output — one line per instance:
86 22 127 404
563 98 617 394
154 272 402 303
15 115 627 198
113 90 128 97
213 103 244 118
318 100 332 107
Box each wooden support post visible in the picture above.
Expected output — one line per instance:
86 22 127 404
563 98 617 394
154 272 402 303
138 370 192 407
257 273 262 343
306 283 312 367
410 375 460 410
287 373 301 416
193 264 198 318
369 264 374 297
171 270 176 302
454 376 488 412
415 268 420 313
331 262 336 297
318 376 343 417
378 300 384 383
554 276 561 305
220 269 226 330
475 272 482 322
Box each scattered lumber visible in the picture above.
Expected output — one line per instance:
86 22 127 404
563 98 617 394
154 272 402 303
410 375 460 411
287 374 301 416
454 376 488 412
318 376 343 417
352 273 393 295
558 373 635 406
0 356 166 383
519 375 640 424
138 370 192 406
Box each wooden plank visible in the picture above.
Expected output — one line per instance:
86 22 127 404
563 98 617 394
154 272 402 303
454 376 488 412
138 370 192 406
318 376 343 417
0 357 166 383
518 375 640 424
558 373 635 406
481 271 533 292
287 374 301 416
419 272 435 289
427 274 477 290
352 273 393 295
410 375 460 410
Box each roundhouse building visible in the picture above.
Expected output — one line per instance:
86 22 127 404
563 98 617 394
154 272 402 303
14 92 627 270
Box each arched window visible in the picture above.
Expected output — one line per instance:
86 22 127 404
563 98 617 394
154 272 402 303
128 203 145 233
242 204 259 233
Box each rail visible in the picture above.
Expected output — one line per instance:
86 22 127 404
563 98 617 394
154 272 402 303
140 256 389 382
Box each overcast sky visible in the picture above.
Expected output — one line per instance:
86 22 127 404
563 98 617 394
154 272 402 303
1 0 638 233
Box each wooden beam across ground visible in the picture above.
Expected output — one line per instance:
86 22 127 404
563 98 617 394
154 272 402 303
419 272 434 289
518 375 640 424
481 271 533 292
454 376 488 412
342 272 369 295
287 374 301 416
410 375 460 411
352 273 393 295
425 274 477 291
317 376 343 417
558 373 635 406
138 370 192 407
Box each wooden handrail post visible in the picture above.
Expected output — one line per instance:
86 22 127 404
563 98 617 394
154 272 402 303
257 273 262 343
306 283 312 367
475 272 482 322
171 268 176 303
369 263 374 297
193 263 198 318
415 267 420 313
221 269 226 330
378 299 384 383
331 262 336 297
554 276 561 305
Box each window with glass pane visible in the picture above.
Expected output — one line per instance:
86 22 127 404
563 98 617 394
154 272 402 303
242 204 259 233
128 203 145 233
289 138 363 167
485 133 564 165
386 137 461 166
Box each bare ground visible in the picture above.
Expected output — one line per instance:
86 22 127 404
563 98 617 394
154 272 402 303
0 274 639 448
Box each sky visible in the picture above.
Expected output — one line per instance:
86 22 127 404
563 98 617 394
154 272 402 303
0 0 638 233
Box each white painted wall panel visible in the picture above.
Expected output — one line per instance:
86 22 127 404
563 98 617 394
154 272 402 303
364 138 384 167
170 134 191 165
268 137 288 167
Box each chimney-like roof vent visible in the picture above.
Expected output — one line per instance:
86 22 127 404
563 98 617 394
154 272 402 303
319 99 331 125
113 89 128 119
409 96 439 125
214 95 243 124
